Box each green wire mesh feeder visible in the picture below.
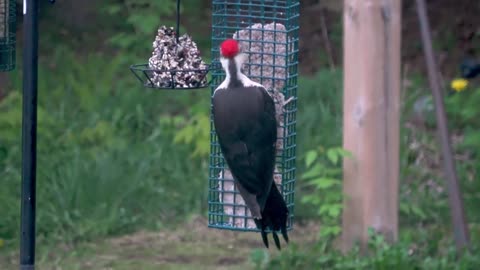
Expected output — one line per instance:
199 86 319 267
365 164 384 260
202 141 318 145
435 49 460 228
0 0 16 71
208 0 299 233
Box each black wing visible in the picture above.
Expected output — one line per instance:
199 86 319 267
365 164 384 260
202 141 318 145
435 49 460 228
213 86 277 213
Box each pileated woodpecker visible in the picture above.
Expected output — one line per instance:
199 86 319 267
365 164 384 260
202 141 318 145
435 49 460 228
212 39 289 249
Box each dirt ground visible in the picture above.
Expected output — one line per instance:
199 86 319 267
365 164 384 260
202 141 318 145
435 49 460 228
0 216 320 270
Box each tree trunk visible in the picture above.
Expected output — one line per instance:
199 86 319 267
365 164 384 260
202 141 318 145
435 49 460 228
341 0 402 252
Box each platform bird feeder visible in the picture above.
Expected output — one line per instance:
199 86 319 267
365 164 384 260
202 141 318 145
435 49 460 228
0 0 16 71
208 0 299 232
130 0 212 90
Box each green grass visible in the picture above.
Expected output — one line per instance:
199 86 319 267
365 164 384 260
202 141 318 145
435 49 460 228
0 46 212 245
0 44 345 246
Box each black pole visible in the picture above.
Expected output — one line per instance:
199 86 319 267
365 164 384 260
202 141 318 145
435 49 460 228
176 0 180 42
20 0 39 269
415 0 470 251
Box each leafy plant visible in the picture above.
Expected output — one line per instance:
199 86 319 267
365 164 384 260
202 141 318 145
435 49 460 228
261 229 480 270
104 0 178 53
444 86 480 222
0 48 209 245
300 146 351 239
296 70 343 152
102 0 210 64
173 113 210 157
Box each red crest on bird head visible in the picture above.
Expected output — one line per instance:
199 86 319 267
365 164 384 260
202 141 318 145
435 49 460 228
220 39 240 58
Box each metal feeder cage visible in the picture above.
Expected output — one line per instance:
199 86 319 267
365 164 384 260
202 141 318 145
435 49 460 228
208 0 299 232
130 0 213 90
0 0 16 71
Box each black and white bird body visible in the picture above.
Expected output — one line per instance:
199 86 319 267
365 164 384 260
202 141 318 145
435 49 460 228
212 39 289 249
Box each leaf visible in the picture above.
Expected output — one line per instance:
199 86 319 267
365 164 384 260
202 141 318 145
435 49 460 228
328 204 342 217
411 206 427 219
173 115 186 126
312 177 339 189
318 205 331 215
335 148 353 158
106 5 122 15
302 196 320 205
174 126 194 144
301 164 324 179
108 33 138 49
399 203 410 215
305 150 318 167
322 167 342 176
320 226 341 237
327 148 339 165
127 14 160 34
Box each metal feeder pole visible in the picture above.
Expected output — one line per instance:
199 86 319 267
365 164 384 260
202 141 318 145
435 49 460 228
20 0 54 269
20 0 39 268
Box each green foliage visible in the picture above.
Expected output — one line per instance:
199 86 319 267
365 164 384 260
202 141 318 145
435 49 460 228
301 147 350 238
254 229 480 270
395 75 480 227
0 47 210 244
297 70 343 151
0 12 346 250
249 248 270 270
268 68 480 270
104 0 177 53
292 69 344 220
446 86 480 135
445 86 480 221
173 113 210 157
102 0 210 65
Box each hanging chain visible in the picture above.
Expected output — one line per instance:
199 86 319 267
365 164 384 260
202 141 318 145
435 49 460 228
176 0 181 42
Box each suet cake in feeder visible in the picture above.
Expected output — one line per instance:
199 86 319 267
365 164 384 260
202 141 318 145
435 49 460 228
148 26 209 88
129 0 212 90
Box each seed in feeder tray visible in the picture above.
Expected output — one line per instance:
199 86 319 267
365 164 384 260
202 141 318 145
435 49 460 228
148 26 208 88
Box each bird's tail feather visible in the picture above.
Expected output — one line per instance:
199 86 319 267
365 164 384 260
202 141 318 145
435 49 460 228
255 183 289 250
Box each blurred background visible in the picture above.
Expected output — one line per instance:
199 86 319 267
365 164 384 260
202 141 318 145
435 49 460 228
1 0 479 269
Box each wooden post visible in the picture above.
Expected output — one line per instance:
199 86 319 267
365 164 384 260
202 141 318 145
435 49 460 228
341 0 402 251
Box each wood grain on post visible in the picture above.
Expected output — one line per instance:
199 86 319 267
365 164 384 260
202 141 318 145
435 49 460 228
341 0 402 251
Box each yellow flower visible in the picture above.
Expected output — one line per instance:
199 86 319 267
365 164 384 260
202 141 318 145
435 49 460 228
451 78 469 92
